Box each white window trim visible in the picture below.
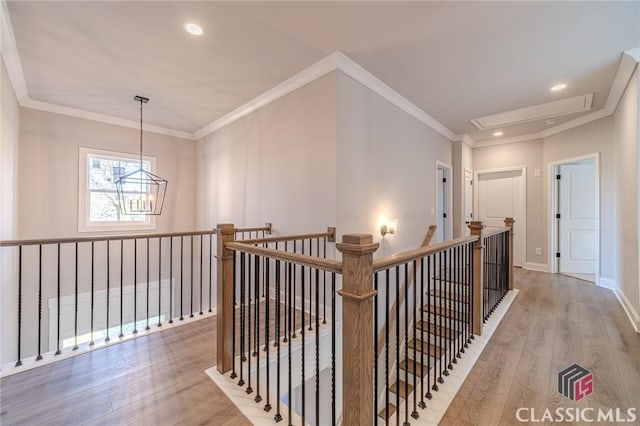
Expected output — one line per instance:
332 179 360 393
78 147 157 233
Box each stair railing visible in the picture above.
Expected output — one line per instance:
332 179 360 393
0 223 271 373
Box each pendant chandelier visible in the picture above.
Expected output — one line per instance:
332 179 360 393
115 96 168 215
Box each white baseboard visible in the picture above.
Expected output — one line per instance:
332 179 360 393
524 262 549 272
597 278 640 333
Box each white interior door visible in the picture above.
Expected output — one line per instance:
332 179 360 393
559 163 597 273
477 169 524 267
437 167 446 242
464 169 473 236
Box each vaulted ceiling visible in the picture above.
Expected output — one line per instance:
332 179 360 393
3 1 639 143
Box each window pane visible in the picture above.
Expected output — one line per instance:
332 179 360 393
88 156 150 191
90 192 145 222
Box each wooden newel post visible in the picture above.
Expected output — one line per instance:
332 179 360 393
336 233 379 426
216 223 235 374
504 218 515 291
468 221 484 336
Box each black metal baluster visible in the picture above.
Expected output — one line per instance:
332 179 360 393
190 236 194 318
169 237 174 324
437 250 444 385
385 269 390 423
90 241 95 345
445 248 451 374
469 241 475 342
209 234 213 313
74 242 79 350
274 259 282 422
133 239 138 334
180 236 184 321
16 246 23 366
287 261 292 425
419 257 426 409
374 273 379 423
120 240 124 337
158 238 162 327
231 252 237 379
264 259 272 412
146 238 150 331
404 263 409 426
55 243 62 354
411 259 418 419
393 266 400 425
255 254 262 403
454 245 460 361
292 241 297 339
106 241 110 343
308 239 313 332
247 253 253 395
331 272 336 426
427 254 434 397
239 252 246 386
36 244 43 360
301 259 306 426
315 268 320 426
323 237 327 324
283 242 288 344
200 235 203 315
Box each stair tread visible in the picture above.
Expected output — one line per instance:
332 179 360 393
423 304 468 321
389 380 414 398
415 320 461 340
408 338 443 358
399 358 427 375
378 403 396 419
429 289 469 303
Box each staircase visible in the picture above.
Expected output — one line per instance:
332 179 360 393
377 275 471 423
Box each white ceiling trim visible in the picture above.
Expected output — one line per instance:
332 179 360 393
474 49 640 148
1 0 27 101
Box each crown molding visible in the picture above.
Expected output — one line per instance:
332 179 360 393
2 0 637 148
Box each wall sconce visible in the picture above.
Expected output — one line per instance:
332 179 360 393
380 219 398 237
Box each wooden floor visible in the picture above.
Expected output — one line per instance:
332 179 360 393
1 269 638 425
441 269 640 425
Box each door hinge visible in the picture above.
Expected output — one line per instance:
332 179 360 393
556 213 561 219
470 180 473 185
556 252 561 258
443 213 447 218
443 177 447 183
556 174 561 180
470 212 473 218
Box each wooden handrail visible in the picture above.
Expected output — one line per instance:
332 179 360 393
0 229 216 248
237 227 336 245
212 222 273 235
226 241 342 274
482 226 510 238
372 235 478 273
376 225 437 355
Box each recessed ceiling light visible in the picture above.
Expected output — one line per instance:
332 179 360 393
550 83 567 92
493 131 504 137
184 22 203 36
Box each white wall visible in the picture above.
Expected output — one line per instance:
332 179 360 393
452 140 473 238
613 67 640 321
1 58 20 363
336 71 452 258
473 139 545 265
196 71 338 234
544 117 616 281
18 109 197 239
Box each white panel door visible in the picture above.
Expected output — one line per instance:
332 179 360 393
464 169 473 236
437 167 446 242
477 169 524 267
559 164 596 273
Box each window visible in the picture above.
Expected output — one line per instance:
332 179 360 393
79 148 156 232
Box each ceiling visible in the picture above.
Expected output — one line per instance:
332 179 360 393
4 1 640 143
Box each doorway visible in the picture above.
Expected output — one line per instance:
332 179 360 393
463 168 473 236
475 166 526 267
436 162 452 243
549 155 599 283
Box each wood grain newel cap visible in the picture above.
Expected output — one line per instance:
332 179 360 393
336 233 379 255
216 223 235 235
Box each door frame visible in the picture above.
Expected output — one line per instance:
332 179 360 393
435 161 453 242
548 153 600 284
474 165 527 267
463 167 474 236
